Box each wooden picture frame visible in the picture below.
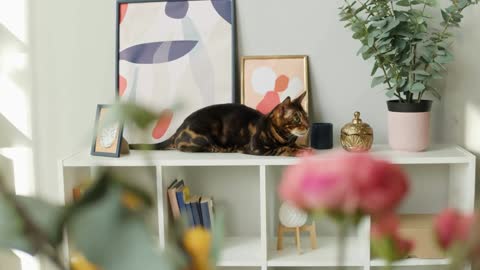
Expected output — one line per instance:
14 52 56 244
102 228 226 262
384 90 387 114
91 104 124 158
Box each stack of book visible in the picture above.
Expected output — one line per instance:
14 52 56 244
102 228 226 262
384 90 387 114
167 179 214 229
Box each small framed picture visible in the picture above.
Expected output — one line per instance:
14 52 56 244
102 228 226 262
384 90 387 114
91 104 124 158
241 55 310 145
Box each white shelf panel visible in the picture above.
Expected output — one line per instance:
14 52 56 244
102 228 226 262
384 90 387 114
268 237 365 267
62 145 474 167
218 237 263 267
371 258 450 266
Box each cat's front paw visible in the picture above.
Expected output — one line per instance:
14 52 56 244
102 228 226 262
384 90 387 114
278 147 311 157
295 147 315 157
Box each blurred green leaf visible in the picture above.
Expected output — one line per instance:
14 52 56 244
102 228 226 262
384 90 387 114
0 194 32 253
67 176 171 270
109 103 159 130
210 211 224 264
0 194 64 254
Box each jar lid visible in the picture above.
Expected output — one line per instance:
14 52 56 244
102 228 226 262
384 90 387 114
341 112 373 136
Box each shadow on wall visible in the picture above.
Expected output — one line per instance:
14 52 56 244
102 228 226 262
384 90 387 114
442 7 480 205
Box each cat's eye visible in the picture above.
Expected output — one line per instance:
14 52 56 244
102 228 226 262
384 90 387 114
293 116 300 123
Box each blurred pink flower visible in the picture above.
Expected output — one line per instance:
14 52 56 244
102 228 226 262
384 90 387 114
371 214 400 238
278 152 409 217
371 214 414 261
435 208 475 250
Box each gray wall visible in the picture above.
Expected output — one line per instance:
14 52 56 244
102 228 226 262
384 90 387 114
0 0 479 269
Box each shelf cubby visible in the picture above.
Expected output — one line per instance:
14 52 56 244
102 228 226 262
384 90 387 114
57 145 476 270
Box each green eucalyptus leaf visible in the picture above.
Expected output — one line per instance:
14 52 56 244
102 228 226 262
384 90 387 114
386 90 396 98
441 10 450 22
383 19 401 32
396 0 411 7
371 63 379 76
435 54 453 64
413 70 430 76
371 76 385 88
371 20 387 28
357 45 370 56
410 82 426 93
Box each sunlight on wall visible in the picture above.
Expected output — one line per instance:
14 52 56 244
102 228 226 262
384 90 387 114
0 0 27 42
12 251 40 270
465 103 480 152
0 147 34 196
0 63 31 138
0 0 39 269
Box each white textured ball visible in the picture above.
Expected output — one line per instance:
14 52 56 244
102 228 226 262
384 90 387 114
279 202 308 228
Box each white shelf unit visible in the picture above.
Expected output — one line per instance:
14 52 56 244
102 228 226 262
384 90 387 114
57 145 476 270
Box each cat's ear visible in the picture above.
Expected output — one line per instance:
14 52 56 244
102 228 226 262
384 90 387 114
281 97 292 105
294 92 307 104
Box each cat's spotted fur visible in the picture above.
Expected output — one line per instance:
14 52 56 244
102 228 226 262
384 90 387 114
130 92 309 156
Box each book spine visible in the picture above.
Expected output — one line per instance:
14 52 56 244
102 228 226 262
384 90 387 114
191 201 201 226
168 189 181 219
200 201 211 229
185 202 194 227
176 191 186 214
208 200 214 230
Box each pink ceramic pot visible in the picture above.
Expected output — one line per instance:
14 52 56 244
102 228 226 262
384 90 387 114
387 100 432 152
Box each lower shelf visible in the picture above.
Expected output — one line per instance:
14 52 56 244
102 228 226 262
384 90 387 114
213 237 450 268
218 237 263 267
268 237 366 267
371 258 450 267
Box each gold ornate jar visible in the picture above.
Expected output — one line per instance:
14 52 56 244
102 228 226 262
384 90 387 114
341 112 373 152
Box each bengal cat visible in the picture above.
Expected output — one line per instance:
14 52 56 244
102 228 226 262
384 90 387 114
130 92 309 156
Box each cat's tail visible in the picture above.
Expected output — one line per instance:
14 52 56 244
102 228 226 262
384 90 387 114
129 136 176 150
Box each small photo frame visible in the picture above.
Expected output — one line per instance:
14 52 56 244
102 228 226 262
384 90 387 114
241 55 310 145
91 104 124 158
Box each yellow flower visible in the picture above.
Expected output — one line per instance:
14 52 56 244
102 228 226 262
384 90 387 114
183 227 212 270
70 253 100 270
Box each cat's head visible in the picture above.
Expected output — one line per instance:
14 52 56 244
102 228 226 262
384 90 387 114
269 92 309 138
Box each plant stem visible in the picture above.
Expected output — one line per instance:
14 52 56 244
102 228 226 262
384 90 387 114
337 220 348 270
0 177 67 270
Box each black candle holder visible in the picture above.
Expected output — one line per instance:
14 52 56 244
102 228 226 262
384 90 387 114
310 123 333 150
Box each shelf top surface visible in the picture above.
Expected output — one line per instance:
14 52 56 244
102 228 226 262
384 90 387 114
61 144 474 167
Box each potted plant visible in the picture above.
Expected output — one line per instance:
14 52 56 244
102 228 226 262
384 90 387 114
339 0 479 151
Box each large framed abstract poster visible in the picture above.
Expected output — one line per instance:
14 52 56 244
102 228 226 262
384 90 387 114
116 0 235 144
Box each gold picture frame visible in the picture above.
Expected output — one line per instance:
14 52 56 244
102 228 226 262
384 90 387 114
240 55 310 146
240 55 309 111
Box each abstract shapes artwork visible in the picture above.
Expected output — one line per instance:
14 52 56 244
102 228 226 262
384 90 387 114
241 56 309 115
117 0 235 144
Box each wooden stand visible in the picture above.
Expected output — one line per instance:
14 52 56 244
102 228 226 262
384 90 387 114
277 222 317 254
120 138 130 156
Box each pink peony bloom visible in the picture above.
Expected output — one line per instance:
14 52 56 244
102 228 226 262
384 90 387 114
371 214 414 262
279 152 409 217
371 214 400 238
435 208 476 250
